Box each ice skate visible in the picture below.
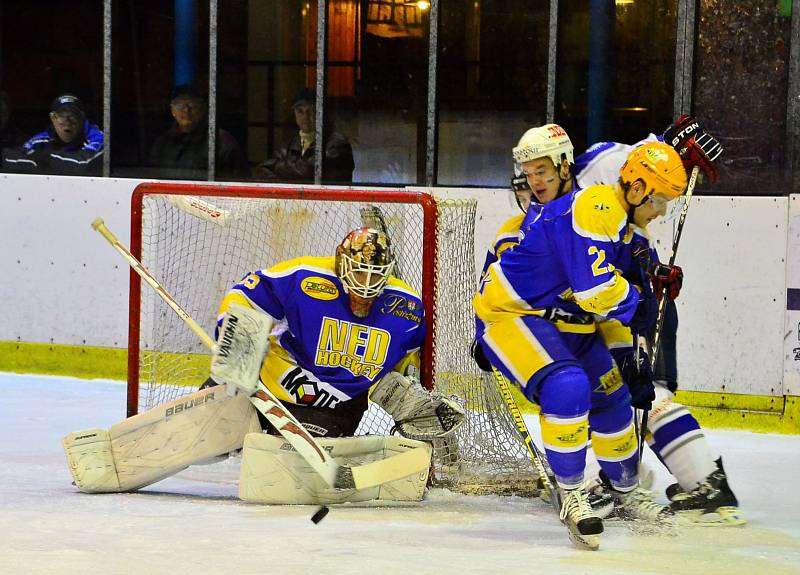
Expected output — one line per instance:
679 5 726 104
599 472 675 528
560 485 604 550
584 476 616 519
669 459 745 526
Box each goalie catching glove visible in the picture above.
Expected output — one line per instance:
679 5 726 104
370 371 466 440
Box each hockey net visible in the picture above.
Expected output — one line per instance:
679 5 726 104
129 182 539 496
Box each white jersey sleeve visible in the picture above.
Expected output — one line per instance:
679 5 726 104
574 134 660 188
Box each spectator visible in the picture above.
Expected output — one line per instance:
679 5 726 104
255 88 354 183
148 84 248 181
3 94 104 176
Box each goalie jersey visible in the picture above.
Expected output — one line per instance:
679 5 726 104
217 256 425 409
473 184 641 332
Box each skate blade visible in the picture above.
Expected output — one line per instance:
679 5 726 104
567 529 600 551
677 506 746 527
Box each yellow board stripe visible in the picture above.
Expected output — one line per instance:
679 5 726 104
1 341 799 435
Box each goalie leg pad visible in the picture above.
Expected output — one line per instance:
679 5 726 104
63 386 261 493
63 428 122 493
239 433 431 504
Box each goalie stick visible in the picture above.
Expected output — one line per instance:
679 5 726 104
637 165 699 462
91 218 430 492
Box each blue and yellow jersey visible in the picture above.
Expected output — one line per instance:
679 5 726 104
474 184 641 332
216 255 425 408
478 213 526 283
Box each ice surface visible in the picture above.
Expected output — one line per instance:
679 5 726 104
1 373 798 575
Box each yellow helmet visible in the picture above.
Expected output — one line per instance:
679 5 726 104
619 141 687 199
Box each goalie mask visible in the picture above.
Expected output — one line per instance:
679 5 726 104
336 228 395 314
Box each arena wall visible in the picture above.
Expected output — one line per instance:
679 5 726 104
1 173 796 431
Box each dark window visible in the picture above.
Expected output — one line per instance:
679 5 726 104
437 0 549 187
111 0 211 180
693 1 791 195
556 0 677 154
1 0 103 174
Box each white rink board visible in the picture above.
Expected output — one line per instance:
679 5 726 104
648 196 787 396
0 172 791 398
783 195 800 396
0 173 132 348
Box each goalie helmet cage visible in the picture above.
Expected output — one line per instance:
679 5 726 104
128 182 539 496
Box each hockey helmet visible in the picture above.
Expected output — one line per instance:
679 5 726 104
619 141 687 200
512 124 575 167
335 227 395 299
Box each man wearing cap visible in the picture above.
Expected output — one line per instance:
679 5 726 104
254 88 354 183
3 94 104 175
148 84 248 181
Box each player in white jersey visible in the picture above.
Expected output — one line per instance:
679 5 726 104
474 117 742 526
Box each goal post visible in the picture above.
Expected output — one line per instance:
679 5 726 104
127 181 540 495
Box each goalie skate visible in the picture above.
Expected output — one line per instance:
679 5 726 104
669 463 745 527
559 485 604 551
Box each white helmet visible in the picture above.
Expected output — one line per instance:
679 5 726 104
512 124 575 167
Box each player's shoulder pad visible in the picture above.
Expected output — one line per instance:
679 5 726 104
497 213 525 236
385 276 422 301
263 255 337 279
571 185 627 242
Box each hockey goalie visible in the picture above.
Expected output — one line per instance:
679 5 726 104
63 226 465 505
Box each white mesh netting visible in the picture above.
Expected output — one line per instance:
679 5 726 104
132 186 539 495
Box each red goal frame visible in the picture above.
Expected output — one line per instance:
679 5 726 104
127 182 440 417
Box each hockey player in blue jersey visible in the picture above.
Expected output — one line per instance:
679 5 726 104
474 141 688 549
474 120 741 528
63 227 464 501
206 227 465 440
575 117 742 526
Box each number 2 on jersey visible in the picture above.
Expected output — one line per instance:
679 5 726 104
588 246 614 276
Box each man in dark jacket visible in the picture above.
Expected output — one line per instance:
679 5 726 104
148 84 249 181
3 94 104 175
255 88 354 183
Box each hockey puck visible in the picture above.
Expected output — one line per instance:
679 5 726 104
311 505 330 524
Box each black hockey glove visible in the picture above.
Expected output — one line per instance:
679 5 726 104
629 290 658 333
619 349 655 411
470 339 493 373
663 115 723 183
